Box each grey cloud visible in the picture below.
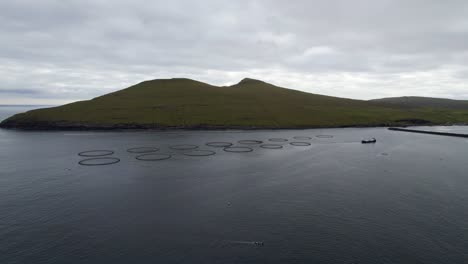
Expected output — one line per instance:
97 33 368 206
1 0 468 104
0 89 41 95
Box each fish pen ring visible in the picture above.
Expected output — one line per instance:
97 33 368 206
290 142 312 146
127 147 159 153
136 153 172 161
260 144 283 149
238 140 263 145
223 146 254 153
183 150 216 156
316 135 334 138
169 144 199 150
293 136 312 140
78 150 114 157
79 157 120 166
206 142 233 148
268 138 288 142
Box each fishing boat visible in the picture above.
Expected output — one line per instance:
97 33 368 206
361 138 377 144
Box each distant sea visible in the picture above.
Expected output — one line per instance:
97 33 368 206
0 105 53 122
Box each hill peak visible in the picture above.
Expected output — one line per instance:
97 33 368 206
238 78 266 84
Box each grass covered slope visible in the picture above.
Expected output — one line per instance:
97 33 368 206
369 96 468 110
2 78 468 129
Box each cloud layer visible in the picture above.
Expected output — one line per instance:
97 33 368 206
1 0 468 104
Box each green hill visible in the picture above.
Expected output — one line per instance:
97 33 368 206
369 96 468 110
2 78 468 129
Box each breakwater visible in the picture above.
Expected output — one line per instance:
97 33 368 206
388 127 468 138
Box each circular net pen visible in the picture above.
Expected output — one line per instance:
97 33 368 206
79 157 120 166
169 144 199 150
78 150 114 157
316 135 334 138
268 138 288 142
260 144 283 149
238 140 263 145
206 142 233 148
127 147 159 154
136 153 172 161
293 136 312 140
290 142 312 146
223 146 254 153
183 150 216 156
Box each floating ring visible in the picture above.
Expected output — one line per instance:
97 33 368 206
223 146 254 153
238 140 263 145
78 150 114 157
169 144 199 150
268 138 288 142
206 142 233 148
127 147 159 153
316 135 334 138
290 142 311 146
79 157 120 166
136 153 172 161
260 144 283 149
293 136 312 140
183 150 216 156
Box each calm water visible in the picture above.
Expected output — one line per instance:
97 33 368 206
1 109 468 263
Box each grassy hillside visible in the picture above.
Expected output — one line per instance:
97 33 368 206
2 78 468 129
370 96 468 110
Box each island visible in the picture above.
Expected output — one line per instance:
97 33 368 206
1 78 468 130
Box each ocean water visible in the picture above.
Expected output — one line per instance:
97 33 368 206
0 105 49 122
1 109 468 263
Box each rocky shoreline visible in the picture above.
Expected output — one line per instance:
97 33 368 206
0 119 463 131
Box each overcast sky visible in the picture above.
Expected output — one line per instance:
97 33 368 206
1 0 468 104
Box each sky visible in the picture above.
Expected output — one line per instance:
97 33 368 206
1 0 468 105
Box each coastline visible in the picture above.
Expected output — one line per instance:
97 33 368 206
1 120 466 131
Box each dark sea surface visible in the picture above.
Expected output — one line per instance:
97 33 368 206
1 109 468 263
